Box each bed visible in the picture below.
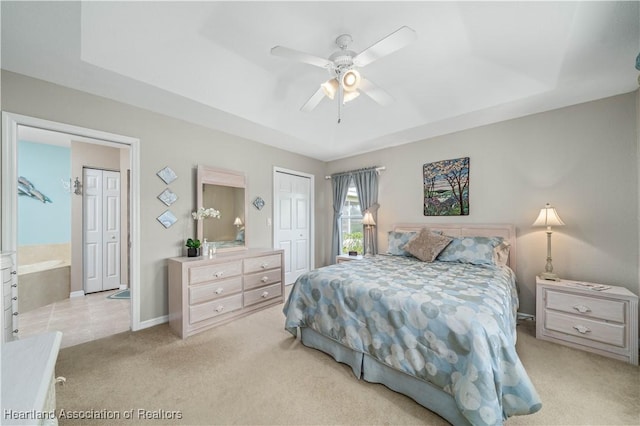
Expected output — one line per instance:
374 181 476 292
283 223 541 425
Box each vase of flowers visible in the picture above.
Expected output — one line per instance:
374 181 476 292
192 207 221 220
185 238 201 257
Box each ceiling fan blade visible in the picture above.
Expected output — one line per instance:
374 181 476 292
359 78 394 106
353 26 417 67
300 87 326 112
271 46 332 69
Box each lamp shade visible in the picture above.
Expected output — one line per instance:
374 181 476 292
532 203 565 227
321 78 339 100
362 211 376 226
341 69 361 92
233 217 243 227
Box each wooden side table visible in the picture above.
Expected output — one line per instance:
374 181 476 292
536 277 638 365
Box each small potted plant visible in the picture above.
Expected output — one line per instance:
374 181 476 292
185 238 201 257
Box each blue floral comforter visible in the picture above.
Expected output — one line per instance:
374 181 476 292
283 255 541 425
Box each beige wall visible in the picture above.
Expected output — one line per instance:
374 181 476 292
326 92 639 316
2 71 327 323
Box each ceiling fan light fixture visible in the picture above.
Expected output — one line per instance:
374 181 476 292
343 90 360 104
341 69 361 92
321 78 339 100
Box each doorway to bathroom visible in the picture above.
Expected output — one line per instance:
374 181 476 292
1 112 141 347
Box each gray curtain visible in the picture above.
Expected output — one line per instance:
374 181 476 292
353 169 379 255
331 173 351 262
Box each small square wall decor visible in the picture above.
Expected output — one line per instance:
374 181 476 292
423 157 469 216
157 210 177 228
158 188 178 206
157 166 177 184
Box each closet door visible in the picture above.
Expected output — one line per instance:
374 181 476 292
83 168 121 293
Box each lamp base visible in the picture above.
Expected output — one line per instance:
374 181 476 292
539 272 561 281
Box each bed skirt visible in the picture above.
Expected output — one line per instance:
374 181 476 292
300 327 472 426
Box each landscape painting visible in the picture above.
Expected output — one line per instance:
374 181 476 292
423 157 469 216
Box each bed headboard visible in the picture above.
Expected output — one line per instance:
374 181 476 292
392 223 517 273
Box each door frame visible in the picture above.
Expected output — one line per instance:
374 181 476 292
272 167 315 281
1 112 142 331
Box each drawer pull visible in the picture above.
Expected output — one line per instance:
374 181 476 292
573 324 591 334
215 305 225 313
11 284 17 288
261 291 269 298
573 304 591 313
261 263 268 269
13 329 18 334
10 270 17 275
12 296 17 301
12 312 18 316
261 276 269 283
215 288 224 295
214 271 224 278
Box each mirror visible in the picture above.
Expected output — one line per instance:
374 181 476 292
197 165 247 252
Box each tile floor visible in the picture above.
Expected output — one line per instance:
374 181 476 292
18 289 130 348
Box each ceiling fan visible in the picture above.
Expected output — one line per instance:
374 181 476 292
271 26 417 122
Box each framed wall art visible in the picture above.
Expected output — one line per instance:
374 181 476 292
157 210 178 228
157 166 177 184
423 157 469 216
158 188 178 206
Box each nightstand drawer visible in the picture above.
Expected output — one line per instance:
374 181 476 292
546 290 625 323
545 310 626 347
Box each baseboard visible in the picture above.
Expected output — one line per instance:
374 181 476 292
135 315 168 331
69 290 85 298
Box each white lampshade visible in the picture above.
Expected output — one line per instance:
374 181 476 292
362 211 376 226
343 90 360 104
341 69 361 92
233 217 243 227
532 203 565 228
321 78 339 100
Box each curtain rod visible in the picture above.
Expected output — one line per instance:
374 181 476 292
325 166 386 180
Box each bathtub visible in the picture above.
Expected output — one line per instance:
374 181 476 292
18 259 70 313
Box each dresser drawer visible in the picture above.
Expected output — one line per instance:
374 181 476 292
546 289 625 323
244 283 282 307
244 254 281 274
189 261 242 285
189 293 243 324
244 269 282 291
189 276 242 305
545 310 626 347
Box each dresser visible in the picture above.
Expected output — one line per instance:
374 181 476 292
1 252 19 342
536 277 638 365
1 331 62 425
168 248 284 338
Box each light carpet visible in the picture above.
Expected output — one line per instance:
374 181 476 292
55 299 639 425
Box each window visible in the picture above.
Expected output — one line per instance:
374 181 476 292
340 182 363 254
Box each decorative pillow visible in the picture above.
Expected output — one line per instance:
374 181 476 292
402 228 453 262
493 241 511 267
436 236 504 266
387 231 418 256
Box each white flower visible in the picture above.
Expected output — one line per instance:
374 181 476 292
191 207 221 220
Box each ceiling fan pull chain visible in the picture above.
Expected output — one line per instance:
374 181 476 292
338 82 343 124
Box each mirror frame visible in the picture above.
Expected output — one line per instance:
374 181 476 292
196 165 248 252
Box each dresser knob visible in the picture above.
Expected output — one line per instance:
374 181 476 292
11 284 17 288
215 288 224 294
12 297 17 301
261 291 269 298
10 270 17 275
261 263 268 269
261 276 268 283
573 305 591 313
13 329 18 334
573 324 591 334
215 305 225 313
12 312 18 316
214 271 224 278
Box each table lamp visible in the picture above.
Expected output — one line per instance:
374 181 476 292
532 203 565 281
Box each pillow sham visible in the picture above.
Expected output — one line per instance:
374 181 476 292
387 231 418 256
493 241 511 267
403 228 453 262
436 236 504 266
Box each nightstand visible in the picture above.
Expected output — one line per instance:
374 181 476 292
536 277 638 365
336 254 363 264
